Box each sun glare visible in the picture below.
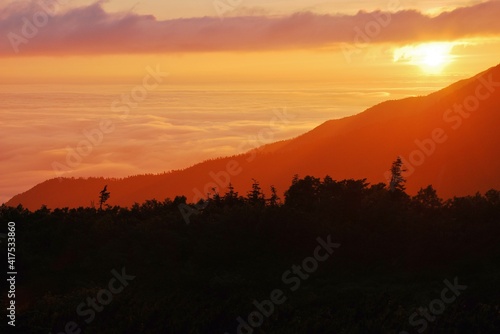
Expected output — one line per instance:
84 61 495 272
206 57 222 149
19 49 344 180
393 42 456 74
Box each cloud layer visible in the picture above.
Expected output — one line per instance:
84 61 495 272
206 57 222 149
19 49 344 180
1 0 500 56
4 84 398 204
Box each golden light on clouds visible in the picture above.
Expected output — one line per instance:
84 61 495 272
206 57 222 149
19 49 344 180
393 42 459 74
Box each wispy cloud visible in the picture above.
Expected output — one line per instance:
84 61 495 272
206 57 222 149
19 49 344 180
1 1 500 56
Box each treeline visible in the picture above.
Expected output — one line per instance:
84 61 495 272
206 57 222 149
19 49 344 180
0 175 499 333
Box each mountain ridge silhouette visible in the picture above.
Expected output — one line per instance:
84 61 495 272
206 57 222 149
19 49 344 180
7 64 500 210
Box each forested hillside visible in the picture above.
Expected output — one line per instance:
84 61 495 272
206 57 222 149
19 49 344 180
1 175 499 333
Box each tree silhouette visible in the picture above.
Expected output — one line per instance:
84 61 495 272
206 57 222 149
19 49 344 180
284 175 321 210
223 183 240 206
485 189 500 206
2 175 500 333
412 185 442 210
268 185 281 207
99 185 110 210
247 179 265 206
210 187 221 204
389 157 407 193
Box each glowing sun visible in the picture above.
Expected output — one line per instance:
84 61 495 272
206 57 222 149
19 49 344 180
394 42 455 74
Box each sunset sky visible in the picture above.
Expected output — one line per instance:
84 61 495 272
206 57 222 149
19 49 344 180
1 0 500 204
1 0 500 83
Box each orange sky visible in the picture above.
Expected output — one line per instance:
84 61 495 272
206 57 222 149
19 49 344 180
0 1 500 83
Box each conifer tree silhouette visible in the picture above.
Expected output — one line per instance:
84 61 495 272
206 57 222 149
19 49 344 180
99 185 110 210
389 157 407 193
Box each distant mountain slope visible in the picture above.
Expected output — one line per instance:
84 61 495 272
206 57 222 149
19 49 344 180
7 64 500 210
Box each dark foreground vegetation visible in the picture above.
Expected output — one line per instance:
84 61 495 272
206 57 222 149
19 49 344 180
1 175 499 333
